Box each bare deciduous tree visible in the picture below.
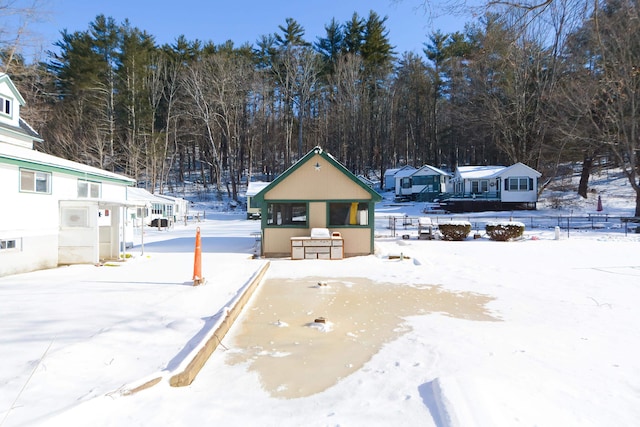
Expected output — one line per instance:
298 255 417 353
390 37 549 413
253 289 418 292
0 0 48 72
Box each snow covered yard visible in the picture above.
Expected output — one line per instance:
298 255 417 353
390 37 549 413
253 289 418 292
2 205 640 426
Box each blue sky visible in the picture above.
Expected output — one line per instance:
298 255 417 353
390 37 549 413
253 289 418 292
29 0 471 59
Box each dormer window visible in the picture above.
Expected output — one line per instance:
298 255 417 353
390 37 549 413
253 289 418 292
0 96 11 116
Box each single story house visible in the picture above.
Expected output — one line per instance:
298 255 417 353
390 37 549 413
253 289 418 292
394 165 452 202
0 73 137 277
383 165 416 192
253 146 382 258
442 163 542 212
155 194 189 224
127 187 188 227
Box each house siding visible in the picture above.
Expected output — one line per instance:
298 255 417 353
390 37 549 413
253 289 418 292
264 155 372 200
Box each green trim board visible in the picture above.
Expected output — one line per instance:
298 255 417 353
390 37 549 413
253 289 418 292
252 146 382 204
325 199 374 228
261 200 309 228
0 154 135 186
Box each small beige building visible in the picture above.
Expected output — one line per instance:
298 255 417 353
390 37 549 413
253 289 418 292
253 147 382 258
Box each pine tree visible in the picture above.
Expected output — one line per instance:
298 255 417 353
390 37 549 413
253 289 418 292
361 10 395 75
274 18 310 48
315 18 344 76
343 13 365 55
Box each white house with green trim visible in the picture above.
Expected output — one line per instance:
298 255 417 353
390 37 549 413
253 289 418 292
253 147 382 258
443 163 542 212
0 73 137 277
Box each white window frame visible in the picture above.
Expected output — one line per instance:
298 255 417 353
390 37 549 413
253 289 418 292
20 169 51 194
77 180 101 198
471 180 489 194
152 203 163 215
507 177 531 191
0 238 21 252
0 96 11 116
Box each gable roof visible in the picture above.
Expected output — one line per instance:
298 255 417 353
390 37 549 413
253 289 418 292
454 163 541 180
127 187 171 204
246 181 270 197
155 193 188 204
384 165 416 177
395 167 419 179
455 165 506 180
412 164 452 177
0 74 43 146
498 162 542 178
253 146 382 203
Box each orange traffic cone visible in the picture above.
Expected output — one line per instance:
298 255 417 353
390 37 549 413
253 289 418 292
193 227 204 286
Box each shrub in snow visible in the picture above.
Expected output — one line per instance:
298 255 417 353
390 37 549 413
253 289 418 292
485 222 525 241
438 221 471 241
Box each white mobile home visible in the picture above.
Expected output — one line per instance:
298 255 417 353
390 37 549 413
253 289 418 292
0 74 136 277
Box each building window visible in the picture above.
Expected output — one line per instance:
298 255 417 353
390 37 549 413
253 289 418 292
0 238 20 251
77 180 101 198
401 177 411 189
152 203 163 215
506 177 532 191
0 96 11 116
20 169 51 194
329 202 368 226
266 203 307 226
412 176 426 186
471 180 489 194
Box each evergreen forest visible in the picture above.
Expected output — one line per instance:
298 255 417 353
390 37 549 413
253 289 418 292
2 0 640 215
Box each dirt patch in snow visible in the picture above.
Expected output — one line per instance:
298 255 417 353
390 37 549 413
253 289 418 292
225 277 498 398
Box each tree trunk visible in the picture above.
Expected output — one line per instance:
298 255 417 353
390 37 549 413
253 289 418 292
577 154 594 199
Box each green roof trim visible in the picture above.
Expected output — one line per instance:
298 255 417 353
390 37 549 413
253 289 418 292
253 146 382 204
0 155 135 185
